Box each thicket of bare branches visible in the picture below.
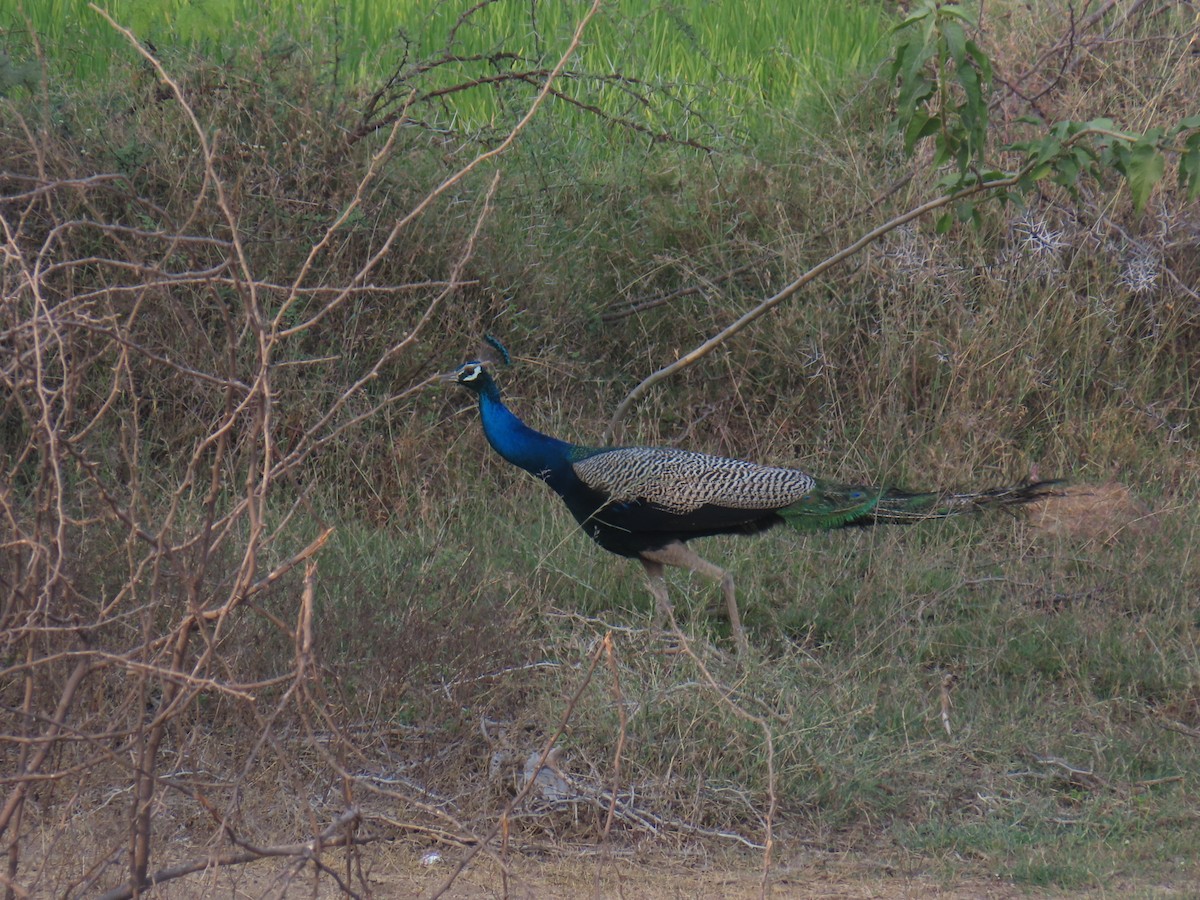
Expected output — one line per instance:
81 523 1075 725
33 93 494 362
0 7 631 897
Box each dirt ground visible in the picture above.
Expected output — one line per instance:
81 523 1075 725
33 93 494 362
108 844 1195 899
124 858 1016 899
403 857 1035 899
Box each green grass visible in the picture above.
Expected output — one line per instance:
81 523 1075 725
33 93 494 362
0 0 887 139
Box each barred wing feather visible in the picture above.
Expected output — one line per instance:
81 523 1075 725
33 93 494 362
572 448 817 514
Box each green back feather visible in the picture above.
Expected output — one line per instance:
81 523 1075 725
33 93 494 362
779 479 883 530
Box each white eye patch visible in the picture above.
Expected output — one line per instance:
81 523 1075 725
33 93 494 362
459 363 483 382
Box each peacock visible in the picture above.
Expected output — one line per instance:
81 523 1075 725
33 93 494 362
449 345 1059 657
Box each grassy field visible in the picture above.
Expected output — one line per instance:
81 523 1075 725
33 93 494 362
2 0 1199 896
1 0 886 139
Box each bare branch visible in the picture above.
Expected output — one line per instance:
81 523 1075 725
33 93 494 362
603 166 1043 443
94 809 366 900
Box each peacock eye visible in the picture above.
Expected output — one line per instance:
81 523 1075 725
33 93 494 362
459 364 483 382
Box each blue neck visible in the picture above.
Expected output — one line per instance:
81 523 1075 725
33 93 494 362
477 385 574 478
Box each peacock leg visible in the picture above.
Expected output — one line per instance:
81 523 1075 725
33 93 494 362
639 542 748 658
639 557 673 630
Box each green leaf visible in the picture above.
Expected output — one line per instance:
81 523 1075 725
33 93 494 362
904 111 942 153
942 21 967 63
922 9 940 45
932 132 957 168
964 40 992 85
892 4 934 32
937 170 973 192
893 38 934 96
1031 134 1062 166
936 212 955 233
1125 141 1164 213
957 64 983 124
938 4 978 25
891 14 927 35
897 72 935 116
1051 120 1075 140
1028 162 1052 182
888 39 914 78
1179 147 1200 202
1098 136 1126 173
892 37 933 81
1053 156 1079 188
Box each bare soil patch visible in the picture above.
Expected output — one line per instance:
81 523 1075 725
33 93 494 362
1028 481 1160 543
107 847 1058 898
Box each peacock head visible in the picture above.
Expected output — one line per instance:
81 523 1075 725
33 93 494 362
448 335 509 398
448 360 500 398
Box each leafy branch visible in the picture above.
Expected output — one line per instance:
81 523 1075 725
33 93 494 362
892 0 1200 217
891 0 993 178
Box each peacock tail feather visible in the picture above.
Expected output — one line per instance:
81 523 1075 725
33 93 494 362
779 479 1061 531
